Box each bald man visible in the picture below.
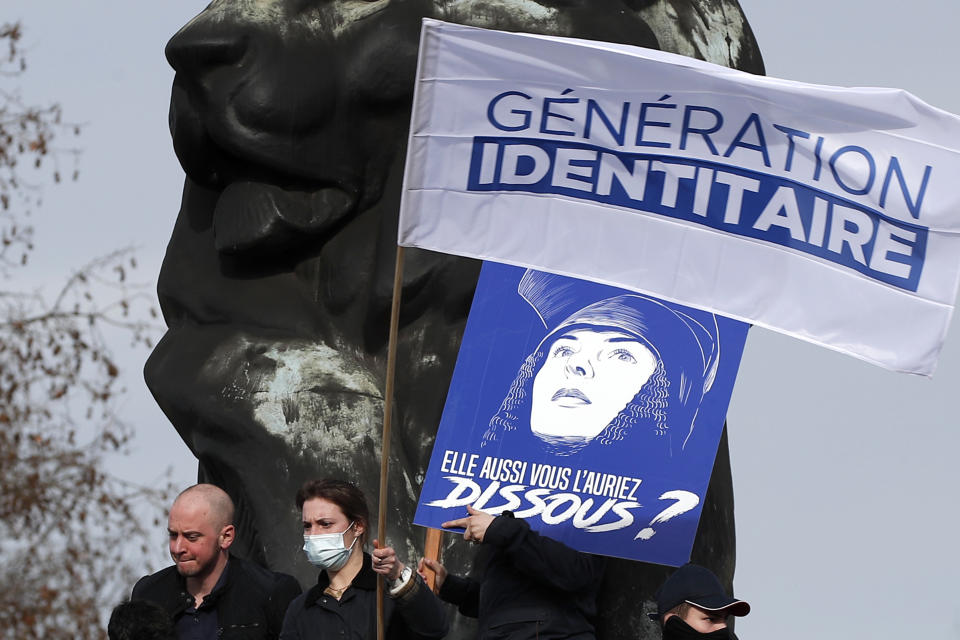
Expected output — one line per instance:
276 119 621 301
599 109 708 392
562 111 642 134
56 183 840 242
132 484 301 640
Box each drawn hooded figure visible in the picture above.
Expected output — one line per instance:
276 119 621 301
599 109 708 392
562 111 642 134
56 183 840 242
482 270 720 459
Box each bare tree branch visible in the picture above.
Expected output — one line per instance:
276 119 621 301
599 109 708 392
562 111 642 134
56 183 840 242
0 22 173 639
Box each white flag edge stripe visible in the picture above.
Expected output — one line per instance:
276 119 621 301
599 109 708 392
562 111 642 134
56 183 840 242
398 19 438 218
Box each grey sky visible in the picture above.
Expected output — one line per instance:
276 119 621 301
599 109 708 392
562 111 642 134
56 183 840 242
731 3 960 638
8 1 960 638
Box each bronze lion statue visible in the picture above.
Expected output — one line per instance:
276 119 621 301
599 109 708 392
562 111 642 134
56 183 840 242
146 1 763 637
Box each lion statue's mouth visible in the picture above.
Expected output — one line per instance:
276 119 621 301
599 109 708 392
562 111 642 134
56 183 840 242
167 65 369 257
211 181 356 256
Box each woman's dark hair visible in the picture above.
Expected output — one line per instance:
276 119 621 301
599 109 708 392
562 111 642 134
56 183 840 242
295 478 370 545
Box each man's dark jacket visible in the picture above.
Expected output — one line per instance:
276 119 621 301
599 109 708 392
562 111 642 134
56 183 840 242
439 513 604 640
132 555 302 640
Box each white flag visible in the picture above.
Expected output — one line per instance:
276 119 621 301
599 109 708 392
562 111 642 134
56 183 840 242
398 19 960 376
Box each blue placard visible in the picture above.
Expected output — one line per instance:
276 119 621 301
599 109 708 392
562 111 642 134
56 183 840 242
414 262 749 566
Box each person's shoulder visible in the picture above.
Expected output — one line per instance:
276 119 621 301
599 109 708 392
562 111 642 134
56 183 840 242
229 556 301 595
283 588 311 616
132 565 180 598
130 565 189 615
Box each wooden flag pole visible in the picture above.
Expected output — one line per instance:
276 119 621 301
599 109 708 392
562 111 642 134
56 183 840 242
423 528 444 592
377 245 405 640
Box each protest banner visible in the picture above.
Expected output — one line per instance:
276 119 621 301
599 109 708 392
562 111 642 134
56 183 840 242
398 19 960 376
414 263 748 566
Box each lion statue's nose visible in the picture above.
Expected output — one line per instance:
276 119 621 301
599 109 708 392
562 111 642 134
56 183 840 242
166 14 248 77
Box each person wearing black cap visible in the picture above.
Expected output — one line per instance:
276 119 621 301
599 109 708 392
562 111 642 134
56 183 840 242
651 564 750 639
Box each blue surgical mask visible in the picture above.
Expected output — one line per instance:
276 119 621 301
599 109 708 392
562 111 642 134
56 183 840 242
303 521 358 571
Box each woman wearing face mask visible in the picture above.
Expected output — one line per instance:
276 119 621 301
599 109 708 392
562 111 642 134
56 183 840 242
279 479 449 640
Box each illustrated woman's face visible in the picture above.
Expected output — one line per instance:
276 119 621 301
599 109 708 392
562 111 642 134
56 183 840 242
530 328 657 443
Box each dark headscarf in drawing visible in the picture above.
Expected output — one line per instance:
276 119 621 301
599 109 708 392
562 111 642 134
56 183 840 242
482 270 720 456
